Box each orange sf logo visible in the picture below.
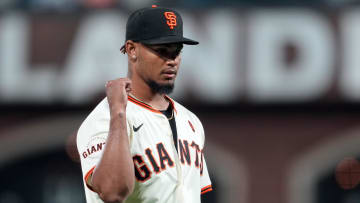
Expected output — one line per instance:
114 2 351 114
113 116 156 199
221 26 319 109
164 12 177 29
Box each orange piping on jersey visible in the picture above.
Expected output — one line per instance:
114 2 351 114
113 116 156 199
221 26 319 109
201 184 212 191
127 95 177 114
84 166 96 192
164 95 177 114
201 185 213 195
201 187 213 195
128 96 161 113
128 95 152 108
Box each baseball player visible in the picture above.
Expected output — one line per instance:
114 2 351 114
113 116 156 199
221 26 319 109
77 5 212 203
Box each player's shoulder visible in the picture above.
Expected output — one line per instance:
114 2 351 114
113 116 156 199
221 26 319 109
77 98 110 142
81 97 110 125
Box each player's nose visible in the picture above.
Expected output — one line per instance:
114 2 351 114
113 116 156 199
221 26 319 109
165 56 180 67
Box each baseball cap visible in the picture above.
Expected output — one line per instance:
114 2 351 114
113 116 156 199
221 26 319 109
120 5 198 53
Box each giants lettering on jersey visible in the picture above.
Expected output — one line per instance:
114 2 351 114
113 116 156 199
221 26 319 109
133 139 204 182
82 142 106 158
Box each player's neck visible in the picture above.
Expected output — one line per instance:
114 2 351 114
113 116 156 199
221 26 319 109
130 81 169 111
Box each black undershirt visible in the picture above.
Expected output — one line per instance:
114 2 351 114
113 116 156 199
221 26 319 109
160 104 178 152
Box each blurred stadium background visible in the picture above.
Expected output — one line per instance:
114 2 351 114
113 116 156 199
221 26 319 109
1 0 360 202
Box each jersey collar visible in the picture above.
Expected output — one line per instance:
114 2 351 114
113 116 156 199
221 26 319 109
128 95 177 114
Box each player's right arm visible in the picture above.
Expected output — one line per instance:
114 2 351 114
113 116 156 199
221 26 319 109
90 78 135 203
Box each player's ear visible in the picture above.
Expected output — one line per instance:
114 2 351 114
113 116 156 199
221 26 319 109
126 40 137 61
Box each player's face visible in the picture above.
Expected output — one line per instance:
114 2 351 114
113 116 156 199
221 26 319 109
137 43 183 94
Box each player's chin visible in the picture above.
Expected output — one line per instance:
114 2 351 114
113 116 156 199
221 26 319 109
160 76 176 84
160 79 175 87
162 79 175 87
151 80 175 94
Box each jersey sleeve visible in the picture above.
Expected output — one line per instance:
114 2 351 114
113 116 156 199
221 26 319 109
77 105 132 191
200 156 212 194
77 122 108 191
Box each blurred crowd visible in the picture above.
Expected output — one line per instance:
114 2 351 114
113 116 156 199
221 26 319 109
1 0 360 12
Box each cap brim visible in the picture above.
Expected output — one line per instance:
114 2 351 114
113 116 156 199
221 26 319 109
140 36 199 45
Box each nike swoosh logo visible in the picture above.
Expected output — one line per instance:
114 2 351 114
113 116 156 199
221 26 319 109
133 123 144 132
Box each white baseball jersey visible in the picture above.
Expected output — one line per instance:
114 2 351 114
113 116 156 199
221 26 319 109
77 95 212 203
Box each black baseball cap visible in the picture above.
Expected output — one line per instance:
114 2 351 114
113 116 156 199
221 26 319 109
120 5 198 53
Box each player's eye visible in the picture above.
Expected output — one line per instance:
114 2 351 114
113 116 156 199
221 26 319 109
154 48 168 56
145 44 183 60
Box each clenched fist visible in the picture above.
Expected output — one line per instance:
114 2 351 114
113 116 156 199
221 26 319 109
106 78 132 117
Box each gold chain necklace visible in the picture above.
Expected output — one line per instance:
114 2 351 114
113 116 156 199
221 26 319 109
167 109 174 120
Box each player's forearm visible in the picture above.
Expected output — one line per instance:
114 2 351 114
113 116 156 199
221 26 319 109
92 113 135 202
